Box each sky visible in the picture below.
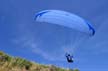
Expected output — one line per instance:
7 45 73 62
0 0 108 71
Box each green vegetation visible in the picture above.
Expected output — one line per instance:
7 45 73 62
0 51 79 71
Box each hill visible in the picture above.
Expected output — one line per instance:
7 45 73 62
0 51 79 71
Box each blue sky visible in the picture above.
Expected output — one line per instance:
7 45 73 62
0 0 108 71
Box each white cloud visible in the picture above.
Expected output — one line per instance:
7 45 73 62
12 35 66 61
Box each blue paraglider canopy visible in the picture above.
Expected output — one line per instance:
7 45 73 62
35 10 95 36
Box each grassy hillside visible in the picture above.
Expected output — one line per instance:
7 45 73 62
0 51 79 71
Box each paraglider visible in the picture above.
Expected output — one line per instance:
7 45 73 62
34 10 95 63
65 53 74 63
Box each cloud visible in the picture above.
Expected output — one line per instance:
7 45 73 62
12 35 66 61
